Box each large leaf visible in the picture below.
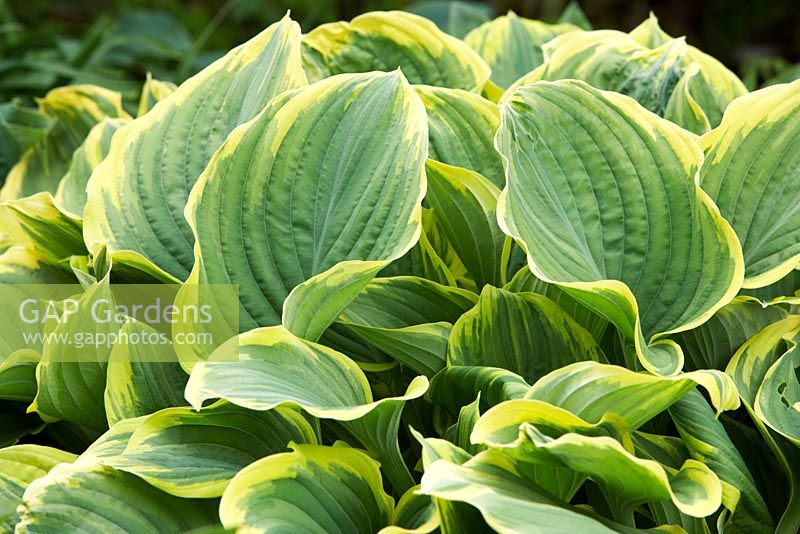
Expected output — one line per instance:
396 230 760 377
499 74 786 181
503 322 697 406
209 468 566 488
185 325 427 493
425 160 505 287
83 15 307 280
181 70 427 352
670 297 787 371
726 316 800 445
699 80 800 288
428 366 530 415
464 12 579 89
219 444 393 533
0 85 129 200
525 361 740 428
415 86 503 188
302 11 490 92
506 30 688 117
629 13 747 127
103 402 316 498
670 390 774 533
103 321 189 426
419 450 652 533
496 80 743 375
55 117 128 217
0 445 76 529
16 461 218 533
337 276 477 377
448 286 603 383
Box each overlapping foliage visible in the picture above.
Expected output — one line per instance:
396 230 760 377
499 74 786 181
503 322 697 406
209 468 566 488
1 5 799 534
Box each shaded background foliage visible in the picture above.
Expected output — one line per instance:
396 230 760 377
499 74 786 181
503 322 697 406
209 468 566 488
3 0 799 104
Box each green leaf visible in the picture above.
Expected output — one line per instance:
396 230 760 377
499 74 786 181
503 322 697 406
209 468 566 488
525 361 740 428
302 11 490 92
378 484 438 534
136 73 177 117
415 85 503 188
444 394 483 455
699 80 800 288
55 117 127 216
425 160 505 287
0 445 76 529
83 15 307 280
419 450 649 533
29 276 117 431
103 402 316 498
180 70 427 356
16 461 219 533
507 31 688 116
665 64 712 134
1 192 85 263
496 79 743 375
219 444 393 533
504 267 608 342
629 13 747 127
448 286 603 383
670 297 787 371
337 276 476 376
558 2 592 30
185 326 428 493
429 366 530 415
464 12 579 89
405 1 491 39
0 85 129 200
103 321 188 426
670 390 774 533
0 349 39 402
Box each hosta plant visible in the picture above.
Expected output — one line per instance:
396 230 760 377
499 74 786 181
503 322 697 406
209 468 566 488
1 6 799 534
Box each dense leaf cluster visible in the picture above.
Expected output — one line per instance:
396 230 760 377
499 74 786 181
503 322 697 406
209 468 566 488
0 6 799 534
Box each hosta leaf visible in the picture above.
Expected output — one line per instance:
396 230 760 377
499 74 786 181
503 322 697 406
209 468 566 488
405 0 491 39
1 192 85 263
419 450 650 533
671 297 787 371
0 349 39 402
104 402 316 498
29 276 117 431
464 12 579 89
425 161 504 287
0 85 129 201
302 11 490 92
103 321 188 426
670 390 774 533
741 268 800 304
415 85 503 187
444 394 483 455
136 74 177 117
181 70 427 354
505 267 608 342
338 276 477 376
0 101 51 181
525 361 739 428
185 326 428 492
82 417 146 461
558 1 592 30
55 117 128 217
699 80 800 288
630 13 747 127
507 31 688 116
664 64 712 134
428 366 530 416
411 429 490 533
16 461 218 533
0 402 45 447
378 485 438 534
0 445 76 529
83 15 307 280
448 286 603 383
496 80 743 375
219 444 393 533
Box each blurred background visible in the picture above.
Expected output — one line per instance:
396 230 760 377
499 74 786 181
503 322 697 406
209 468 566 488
2 0 799 104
